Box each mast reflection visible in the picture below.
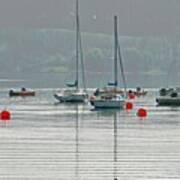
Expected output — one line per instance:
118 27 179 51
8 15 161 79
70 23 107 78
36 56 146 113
75 104 79 180
113 111 118 180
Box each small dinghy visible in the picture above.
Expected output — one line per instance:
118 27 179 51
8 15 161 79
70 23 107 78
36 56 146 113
9 88 35 97
128 87 147 98
133 87 148 97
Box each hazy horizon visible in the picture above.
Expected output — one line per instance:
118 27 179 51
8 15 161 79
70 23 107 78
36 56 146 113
0 1 179 88
0 0 179 36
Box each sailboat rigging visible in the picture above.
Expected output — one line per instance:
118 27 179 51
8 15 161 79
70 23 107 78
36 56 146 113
54 0 88 102
90 15 125 109
93 16 127 98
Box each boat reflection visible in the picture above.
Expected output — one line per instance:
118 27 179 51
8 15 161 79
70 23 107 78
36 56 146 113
113 111 118 180
96 109 119 180
75 104 79 180
73 105 119 179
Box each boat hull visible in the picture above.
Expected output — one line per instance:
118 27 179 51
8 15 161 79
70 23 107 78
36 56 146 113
94 88 147 97
9 91 35 97
91 99 124 109
54 93 87 103
156 97 180 106
134 91 148 97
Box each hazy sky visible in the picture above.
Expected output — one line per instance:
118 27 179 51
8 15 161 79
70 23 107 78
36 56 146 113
0 0 180 36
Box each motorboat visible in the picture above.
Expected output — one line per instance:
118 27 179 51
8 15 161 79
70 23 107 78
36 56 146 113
156 88 180 106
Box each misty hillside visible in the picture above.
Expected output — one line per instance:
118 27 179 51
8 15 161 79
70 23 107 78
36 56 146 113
0 28 180 88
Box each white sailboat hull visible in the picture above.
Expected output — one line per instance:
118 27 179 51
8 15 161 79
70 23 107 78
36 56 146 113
91 99 124 109
54 91 88 103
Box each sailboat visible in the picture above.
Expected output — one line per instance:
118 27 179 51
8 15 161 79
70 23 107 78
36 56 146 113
54 0 88 103
90 16 126 109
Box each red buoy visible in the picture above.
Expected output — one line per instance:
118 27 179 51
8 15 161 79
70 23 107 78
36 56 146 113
137 108 147 118
1 110 11 121
125 102 133 110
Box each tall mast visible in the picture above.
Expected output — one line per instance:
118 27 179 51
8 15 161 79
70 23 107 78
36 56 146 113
116 15 127 96
75 0 79 90
115 15 127 96
78 6 86 91
114 16 118 87
118 42 127 96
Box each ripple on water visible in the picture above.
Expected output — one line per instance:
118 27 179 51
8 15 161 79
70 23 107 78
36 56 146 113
0 89 180 180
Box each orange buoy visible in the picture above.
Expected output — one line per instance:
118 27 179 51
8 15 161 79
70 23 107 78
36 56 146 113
1 110 11 121
125 102 133 110
137 108 147 118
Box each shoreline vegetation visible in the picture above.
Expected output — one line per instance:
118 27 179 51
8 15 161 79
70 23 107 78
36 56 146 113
0 28 179 87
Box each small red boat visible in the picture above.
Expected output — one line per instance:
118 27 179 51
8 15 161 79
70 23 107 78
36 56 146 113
134 91 148 97
128 87 147 98
9 88 35 97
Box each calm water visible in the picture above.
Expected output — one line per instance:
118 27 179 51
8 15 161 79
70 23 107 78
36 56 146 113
0 89 180 180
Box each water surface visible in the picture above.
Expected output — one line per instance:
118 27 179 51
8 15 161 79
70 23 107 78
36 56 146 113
0 89 180 180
